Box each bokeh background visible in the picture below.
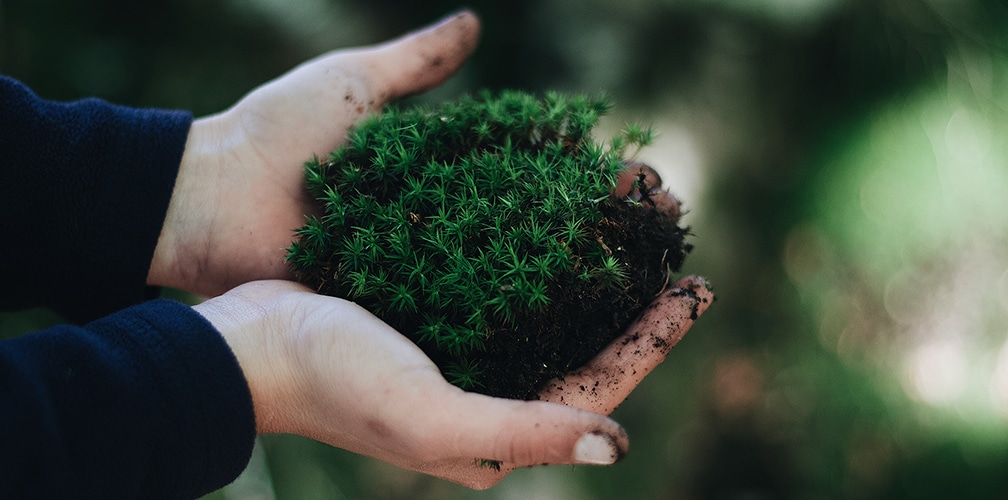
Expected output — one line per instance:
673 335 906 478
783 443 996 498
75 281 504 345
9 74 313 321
3 0 1008 498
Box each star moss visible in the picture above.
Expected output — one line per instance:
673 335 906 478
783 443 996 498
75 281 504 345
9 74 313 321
287 90 689 398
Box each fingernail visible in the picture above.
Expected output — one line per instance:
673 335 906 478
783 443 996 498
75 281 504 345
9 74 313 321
574 432 619 465
691 275 713 293
672 275 713 296
433 8 477 28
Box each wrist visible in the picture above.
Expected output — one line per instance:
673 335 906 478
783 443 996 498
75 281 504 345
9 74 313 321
147 115 226 293
191 282 301 435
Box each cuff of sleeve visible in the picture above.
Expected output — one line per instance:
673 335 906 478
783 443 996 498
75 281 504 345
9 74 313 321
89 299 256 497
0 76 193 322
66 105 193 323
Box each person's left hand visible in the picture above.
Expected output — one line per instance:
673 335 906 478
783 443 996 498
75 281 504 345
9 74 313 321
147 10 481 297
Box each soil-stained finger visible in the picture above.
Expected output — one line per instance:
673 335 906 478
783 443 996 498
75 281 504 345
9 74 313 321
613 161 681 220
535 275 713 415
365 9 481 103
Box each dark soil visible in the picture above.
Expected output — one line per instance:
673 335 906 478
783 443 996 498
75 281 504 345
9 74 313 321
397 184 691 400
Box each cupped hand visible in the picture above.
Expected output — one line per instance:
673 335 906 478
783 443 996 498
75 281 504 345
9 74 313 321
193 280 631 488
416 274 714 488
148 10 481 297
193 275 712 490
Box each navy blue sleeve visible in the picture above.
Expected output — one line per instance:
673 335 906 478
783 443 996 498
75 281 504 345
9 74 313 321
0 76 257 497
0 299 256 499
0 75 189 323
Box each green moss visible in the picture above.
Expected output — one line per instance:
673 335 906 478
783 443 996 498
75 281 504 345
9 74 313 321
287 90 683 398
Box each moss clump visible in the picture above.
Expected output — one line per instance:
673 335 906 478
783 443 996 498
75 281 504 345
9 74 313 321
287 90 690 399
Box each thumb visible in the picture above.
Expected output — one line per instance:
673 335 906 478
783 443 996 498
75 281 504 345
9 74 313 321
359 9 481 103
404 392 629 489
448 394 629 466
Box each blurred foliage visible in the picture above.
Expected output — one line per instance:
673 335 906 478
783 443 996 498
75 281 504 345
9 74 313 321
3 0 1008 498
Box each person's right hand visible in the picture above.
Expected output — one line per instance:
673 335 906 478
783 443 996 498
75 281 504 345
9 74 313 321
192 275 712 489
414 274 713 487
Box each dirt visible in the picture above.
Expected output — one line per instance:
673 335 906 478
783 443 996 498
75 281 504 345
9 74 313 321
413 186 692 400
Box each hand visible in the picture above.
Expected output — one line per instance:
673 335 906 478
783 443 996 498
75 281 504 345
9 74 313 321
194 280 630 486
192 276 713 489
413 275 714 488
148 10 481 297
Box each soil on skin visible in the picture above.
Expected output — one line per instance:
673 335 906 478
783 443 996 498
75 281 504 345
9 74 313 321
409 191 691 400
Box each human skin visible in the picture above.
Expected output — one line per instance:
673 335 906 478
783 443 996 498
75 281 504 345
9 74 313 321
147 10 483 297
193 275 712 489
151 9 714 489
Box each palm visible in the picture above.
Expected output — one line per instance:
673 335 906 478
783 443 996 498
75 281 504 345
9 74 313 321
148 11 481 296
205 275 711 490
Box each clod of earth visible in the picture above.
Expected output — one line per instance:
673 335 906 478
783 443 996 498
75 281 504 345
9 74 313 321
287 90 693 399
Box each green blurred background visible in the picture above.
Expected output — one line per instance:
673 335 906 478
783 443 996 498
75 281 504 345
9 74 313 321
3 0 1008 498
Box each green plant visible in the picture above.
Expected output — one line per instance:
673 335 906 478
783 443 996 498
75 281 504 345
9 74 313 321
287 90 690 399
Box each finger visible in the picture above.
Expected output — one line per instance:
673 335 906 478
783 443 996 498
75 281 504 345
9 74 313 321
452 394 629 466
409 457 513 490
537 275 714 415
613 162 664 199
360 9 481 104
406 393 630 489
613 162 681 220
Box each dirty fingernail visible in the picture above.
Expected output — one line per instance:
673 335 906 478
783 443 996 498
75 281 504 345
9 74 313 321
691 275 713 292
673 275 713 295
574 432 620 465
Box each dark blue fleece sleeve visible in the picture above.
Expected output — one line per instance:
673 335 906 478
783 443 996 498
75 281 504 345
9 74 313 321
0 299 255 499
0 75 189 323
0 76 256 497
